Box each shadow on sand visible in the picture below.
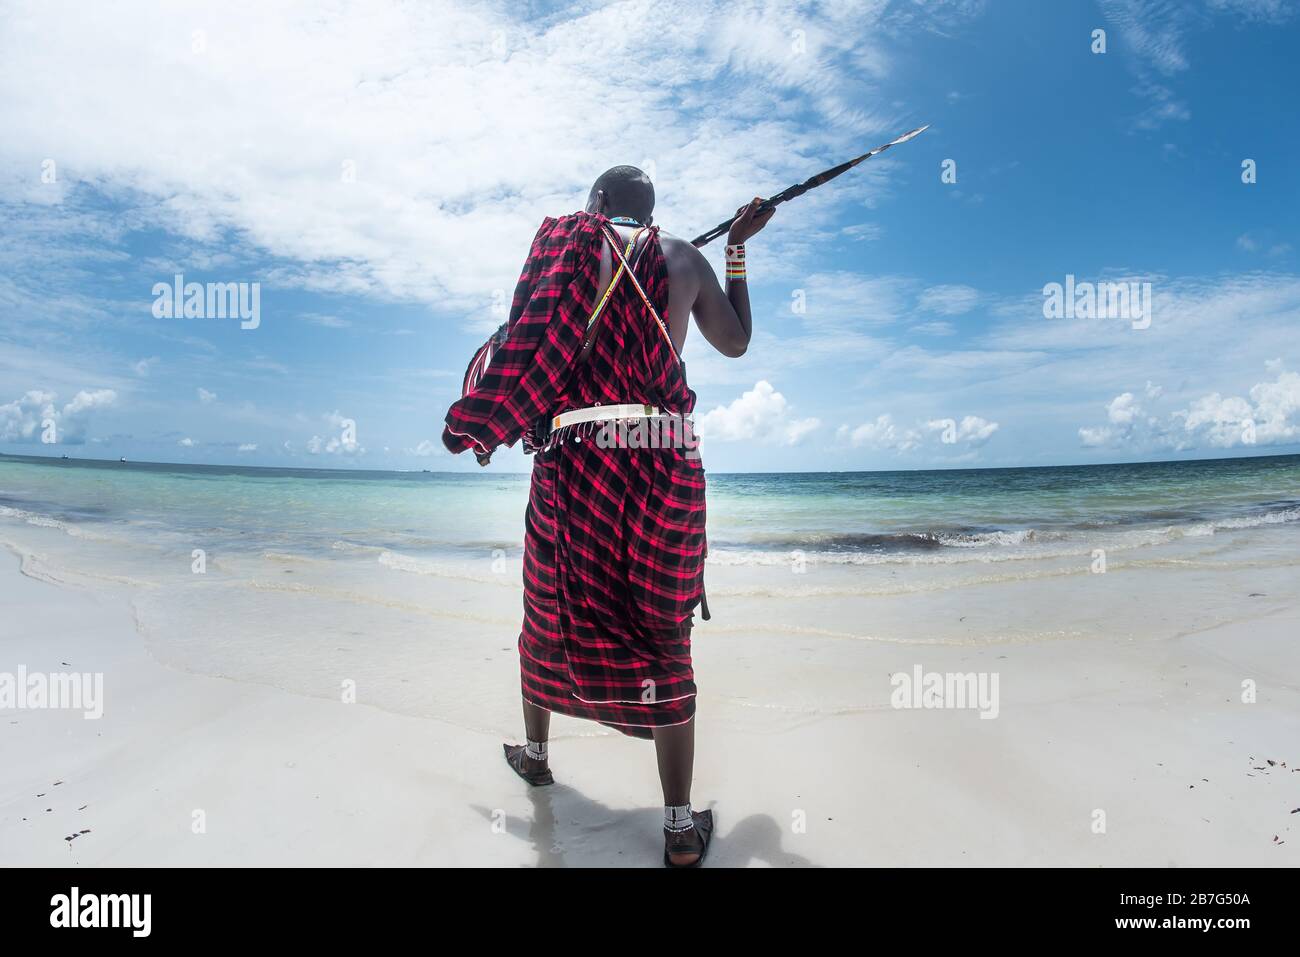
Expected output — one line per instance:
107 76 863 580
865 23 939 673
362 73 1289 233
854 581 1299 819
474 782 818 868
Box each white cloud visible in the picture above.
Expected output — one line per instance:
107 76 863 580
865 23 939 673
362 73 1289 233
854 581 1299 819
1099 0 1194 129
1100 0 1190 75
1078 390 1175 450
178 437 196 447
1237 232 1292 257
308 412 363 455
409 440 441 456
840 413 997 453
836 414 920 452
925 414 999 446
1107 392 1141 425
697 380 820 445
1101 0 1290 133
1 388 117 445
1078 367 1300 451
917 284 979 316
1181 392 1255 446
61 388 116 418
133 356 159 376
298 312 351 328
840 223 884 242
1077 425 1112 448
0 0 953 321
795 273 915 330
1182 371 1300 448
1206 0 1296 23
0 390 55 442
197 388 217 404
237 443 257 452
1247 370 1300 440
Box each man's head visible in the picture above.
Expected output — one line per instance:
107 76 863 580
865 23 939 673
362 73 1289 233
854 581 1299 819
585 165 655 225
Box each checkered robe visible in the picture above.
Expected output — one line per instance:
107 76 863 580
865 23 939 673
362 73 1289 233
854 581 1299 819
442 211 705 737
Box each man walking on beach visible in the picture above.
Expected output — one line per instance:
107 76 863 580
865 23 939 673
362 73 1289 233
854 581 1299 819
443 167 773 866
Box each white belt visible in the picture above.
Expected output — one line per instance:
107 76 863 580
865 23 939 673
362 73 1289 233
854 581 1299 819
551 403 663 431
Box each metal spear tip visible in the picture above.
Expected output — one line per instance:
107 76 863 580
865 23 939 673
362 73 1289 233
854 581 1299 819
892 124 930 144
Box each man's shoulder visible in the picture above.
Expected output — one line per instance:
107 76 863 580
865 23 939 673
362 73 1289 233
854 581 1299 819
657 230 704 266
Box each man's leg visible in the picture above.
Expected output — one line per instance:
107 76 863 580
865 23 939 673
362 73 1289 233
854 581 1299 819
652 719 693 805
654 719 710 866
521 698 550 773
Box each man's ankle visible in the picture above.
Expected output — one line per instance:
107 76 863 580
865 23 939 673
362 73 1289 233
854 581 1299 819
524 738 548 765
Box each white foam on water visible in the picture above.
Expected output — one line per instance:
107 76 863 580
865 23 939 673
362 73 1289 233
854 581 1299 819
0 504 99 538
706 505 1300 568
934 529 1039 547
376 549 518 587
330 539 385 554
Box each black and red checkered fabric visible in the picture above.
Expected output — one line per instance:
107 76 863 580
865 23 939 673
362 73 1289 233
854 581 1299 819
443 212 705 737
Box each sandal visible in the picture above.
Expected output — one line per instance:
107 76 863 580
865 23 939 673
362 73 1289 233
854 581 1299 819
663 809 714 868
502 743 554 787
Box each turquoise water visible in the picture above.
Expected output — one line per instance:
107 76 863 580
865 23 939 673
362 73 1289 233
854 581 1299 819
2 451 1299 564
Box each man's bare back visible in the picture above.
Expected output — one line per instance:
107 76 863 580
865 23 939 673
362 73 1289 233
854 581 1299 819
593 198 774 359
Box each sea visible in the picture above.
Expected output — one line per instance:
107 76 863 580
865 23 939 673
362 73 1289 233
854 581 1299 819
2 452 1298 568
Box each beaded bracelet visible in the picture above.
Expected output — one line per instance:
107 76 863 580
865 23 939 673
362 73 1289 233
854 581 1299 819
724 243 746 282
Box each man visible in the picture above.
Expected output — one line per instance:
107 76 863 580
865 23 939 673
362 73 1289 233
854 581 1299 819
443 166 773 866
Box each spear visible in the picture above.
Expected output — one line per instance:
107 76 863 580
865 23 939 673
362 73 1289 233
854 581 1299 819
690 124 931 248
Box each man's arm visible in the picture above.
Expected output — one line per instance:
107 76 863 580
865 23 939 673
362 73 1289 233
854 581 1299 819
685 197 775 358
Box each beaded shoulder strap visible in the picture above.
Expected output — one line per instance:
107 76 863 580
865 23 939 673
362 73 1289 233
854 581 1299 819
585 224 647 333
596 222 679 361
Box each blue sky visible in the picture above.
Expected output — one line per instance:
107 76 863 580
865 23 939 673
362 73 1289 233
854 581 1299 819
1 0 1297 472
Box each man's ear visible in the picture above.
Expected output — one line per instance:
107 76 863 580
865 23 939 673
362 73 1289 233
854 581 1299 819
645 214 654 227
593 189 608 215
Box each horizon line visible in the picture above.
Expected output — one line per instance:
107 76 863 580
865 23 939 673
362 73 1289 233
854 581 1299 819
4 447 1299 477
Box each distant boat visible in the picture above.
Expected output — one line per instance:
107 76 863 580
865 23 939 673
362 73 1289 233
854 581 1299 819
61 454 69 459
119 457 127 463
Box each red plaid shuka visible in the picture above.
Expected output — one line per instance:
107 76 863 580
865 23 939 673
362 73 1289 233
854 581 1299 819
442 212 705 737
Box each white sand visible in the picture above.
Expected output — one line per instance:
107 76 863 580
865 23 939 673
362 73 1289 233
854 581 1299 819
2 524 1298 867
